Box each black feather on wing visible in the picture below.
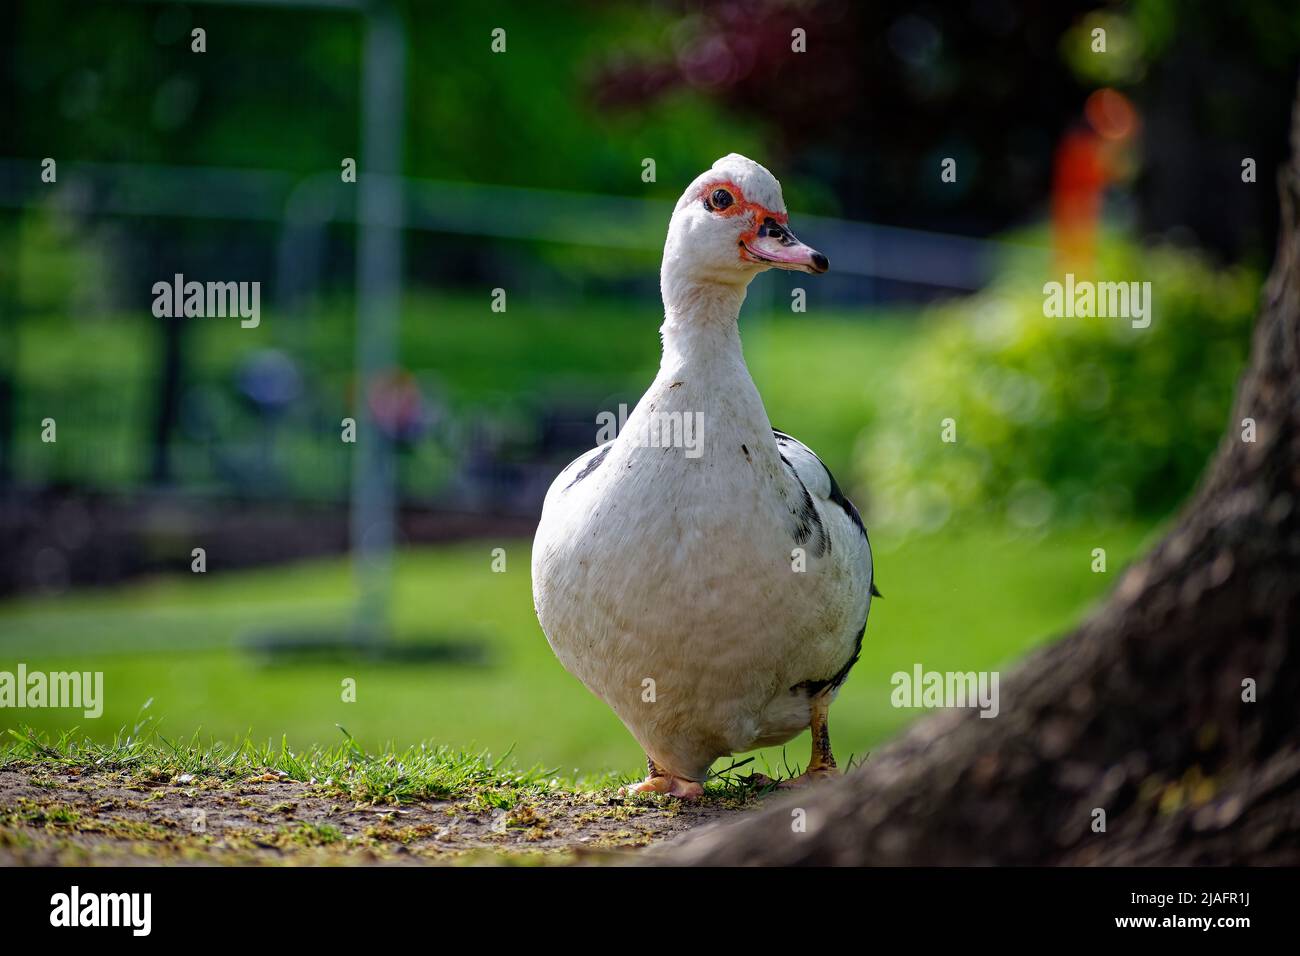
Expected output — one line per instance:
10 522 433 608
773 428 880 599
772 428 868 538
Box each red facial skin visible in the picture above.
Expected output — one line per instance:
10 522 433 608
698 179 788 264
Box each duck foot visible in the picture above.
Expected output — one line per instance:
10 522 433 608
776 765 839 789
619 775 704 800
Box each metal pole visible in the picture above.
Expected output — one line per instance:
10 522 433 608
350 0 404 643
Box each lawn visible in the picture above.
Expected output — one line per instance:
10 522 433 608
3 295 1164 781
11 294 915 494
0 521 1158 782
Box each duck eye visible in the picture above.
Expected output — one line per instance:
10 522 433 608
710 188 734 210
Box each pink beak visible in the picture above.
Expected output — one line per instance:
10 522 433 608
742 219 829 274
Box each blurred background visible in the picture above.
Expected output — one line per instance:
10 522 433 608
0 0 1296 780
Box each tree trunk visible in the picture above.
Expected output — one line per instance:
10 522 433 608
657 81 1300 867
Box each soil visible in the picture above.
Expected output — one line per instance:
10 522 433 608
0 765 754 866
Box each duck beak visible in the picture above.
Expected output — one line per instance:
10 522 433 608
741 219 829 274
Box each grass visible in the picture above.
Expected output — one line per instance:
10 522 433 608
0 721 781 803
0 521 1160 783
0 723 771 865
3 293 1168 784
1 722 575 804
11 293 913 492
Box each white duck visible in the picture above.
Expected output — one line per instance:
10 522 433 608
531 154 875 798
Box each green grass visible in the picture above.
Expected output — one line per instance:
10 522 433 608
0 522 1159 783
4 293 1169 783
1 722 575 804
746 308 918 480
11 294 912 492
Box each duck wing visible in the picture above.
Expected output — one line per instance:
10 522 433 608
772 427 879 689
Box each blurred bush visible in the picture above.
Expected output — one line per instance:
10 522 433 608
861 237 1260 534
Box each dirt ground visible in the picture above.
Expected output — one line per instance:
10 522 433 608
0 766 754 866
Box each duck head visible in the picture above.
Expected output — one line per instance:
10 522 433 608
661 154 829 303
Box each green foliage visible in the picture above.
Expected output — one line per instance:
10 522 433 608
14 0 772 198
862 239 1260 533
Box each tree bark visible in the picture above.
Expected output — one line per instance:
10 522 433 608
656 81 1300 867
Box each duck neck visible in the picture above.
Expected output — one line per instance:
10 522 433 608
658 279 749 374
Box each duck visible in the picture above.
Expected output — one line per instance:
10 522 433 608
531 154 875 799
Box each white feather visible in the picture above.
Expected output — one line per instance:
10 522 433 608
531 156 873 782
